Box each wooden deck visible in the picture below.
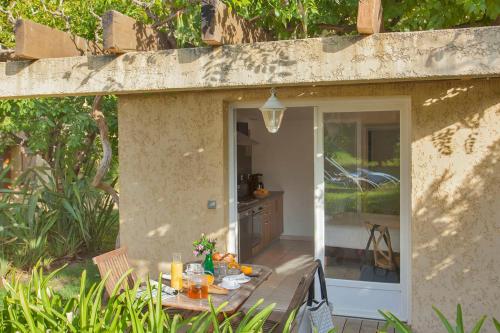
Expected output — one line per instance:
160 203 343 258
333 316 394 333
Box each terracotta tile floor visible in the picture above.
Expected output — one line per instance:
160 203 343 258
241 239 392 332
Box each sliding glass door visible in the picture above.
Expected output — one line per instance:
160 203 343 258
314 98 410 320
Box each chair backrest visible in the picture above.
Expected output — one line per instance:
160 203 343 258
277 260 319 330
92 247 137 296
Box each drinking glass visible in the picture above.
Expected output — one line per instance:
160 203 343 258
170 253 183 291
217 261 228 279
187 264 208 299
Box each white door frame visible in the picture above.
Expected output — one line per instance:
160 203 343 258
228 96 411 322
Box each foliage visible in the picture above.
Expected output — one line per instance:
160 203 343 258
0 265 297 332
379 304 491 333
0 96 118 179
1 0 500 51
0 166 118 270
493 318 500 332
433 304 486 333
192 233 217 257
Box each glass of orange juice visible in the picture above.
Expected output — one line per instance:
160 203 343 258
171 253 183 291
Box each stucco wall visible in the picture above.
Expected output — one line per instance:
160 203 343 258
118 78 500 332
118 93 229 276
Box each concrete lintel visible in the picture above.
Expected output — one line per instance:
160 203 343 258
1 26 499 99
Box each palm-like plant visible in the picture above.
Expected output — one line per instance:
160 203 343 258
0 265 296 332
433 304 486 333
493 318 500 332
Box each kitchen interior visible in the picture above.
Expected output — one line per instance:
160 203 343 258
235 106 315 313
236 106 315 266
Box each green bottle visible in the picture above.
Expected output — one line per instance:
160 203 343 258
203 252 214 275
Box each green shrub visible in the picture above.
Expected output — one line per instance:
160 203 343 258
0 166 118 270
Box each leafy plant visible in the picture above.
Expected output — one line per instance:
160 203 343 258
0 265 296 332
493 318 500 332
433 304 486 333
380 304 489 333
0 166 118 270
379 310 413 333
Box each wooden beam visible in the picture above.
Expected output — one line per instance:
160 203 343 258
357 0 383 34
14 19 97 59
102 10 173 54
201 0 271 46
1 27 499 99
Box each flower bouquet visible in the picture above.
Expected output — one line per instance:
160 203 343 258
193 234 216 274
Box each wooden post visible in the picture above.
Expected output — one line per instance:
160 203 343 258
357 0 383 35
201 0 271 46
14 19 95 59
102 10 172 53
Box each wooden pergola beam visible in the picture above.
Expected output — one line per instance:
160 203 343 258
201 0 271 46
357 0 383 34
102 10 172 54
1 26 499 99
14 19 97 60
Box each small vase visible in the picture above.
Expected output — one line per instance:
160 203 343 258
203 252 214 274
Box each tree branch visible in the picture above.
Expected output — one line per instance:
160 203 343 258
0 1 17 27
41 0 71 31
90 96 119 206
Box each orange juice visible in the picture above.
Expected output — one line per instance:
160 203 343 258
171 253 183 291
187 284 208 299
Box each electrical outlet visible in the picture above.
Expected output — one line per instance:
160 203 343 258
207 200 217 209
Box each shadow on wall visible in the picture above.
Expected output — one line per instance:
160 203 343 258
412 90 500 332
415 82 500 156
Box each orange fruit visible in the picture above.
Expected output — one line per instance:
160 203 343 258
205 274 215 285
241 265 252 275
228 261 240 269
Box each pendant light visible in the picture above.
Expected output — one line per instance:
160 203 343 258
259 88 287 133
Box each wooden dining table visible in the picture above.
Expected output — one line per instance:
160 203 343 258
160 264 272 314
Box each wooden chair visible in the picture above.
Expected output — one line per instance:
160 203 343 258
92 247 137 296
233 260 319 332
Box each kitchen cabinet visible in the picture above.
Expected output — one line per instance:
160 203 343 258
252 192 283 256
243 191 283 258
271 194 283 240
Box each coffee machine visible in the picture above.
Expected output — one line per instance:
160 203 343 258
248 173 264 193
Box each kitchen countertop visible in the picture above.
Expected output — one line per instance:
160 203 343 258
238 191 283 212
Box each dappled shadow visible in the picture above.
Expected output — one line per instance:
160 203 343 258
201 42 296 85
425 28 499 70
412 129 500 331
416 83 499 156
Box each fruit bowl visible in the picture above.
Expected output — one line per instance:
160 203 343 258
253 189 269 199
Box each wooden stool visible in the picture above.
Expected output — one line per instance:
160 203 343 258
364 222 397 271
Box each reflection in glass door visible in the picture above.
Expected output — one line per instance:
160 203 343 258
315 100 409 320
324 111 400 282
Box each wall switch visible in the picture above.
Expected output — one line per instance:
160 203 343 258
207 200 217 209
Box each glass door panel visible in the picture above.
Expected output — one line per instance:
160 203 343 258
323 111 400 283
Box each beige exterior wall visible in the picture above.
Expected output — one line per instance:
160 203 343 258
118 78 500 332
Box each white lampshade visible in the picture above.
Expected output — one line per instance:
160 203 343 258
259 88 286 133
